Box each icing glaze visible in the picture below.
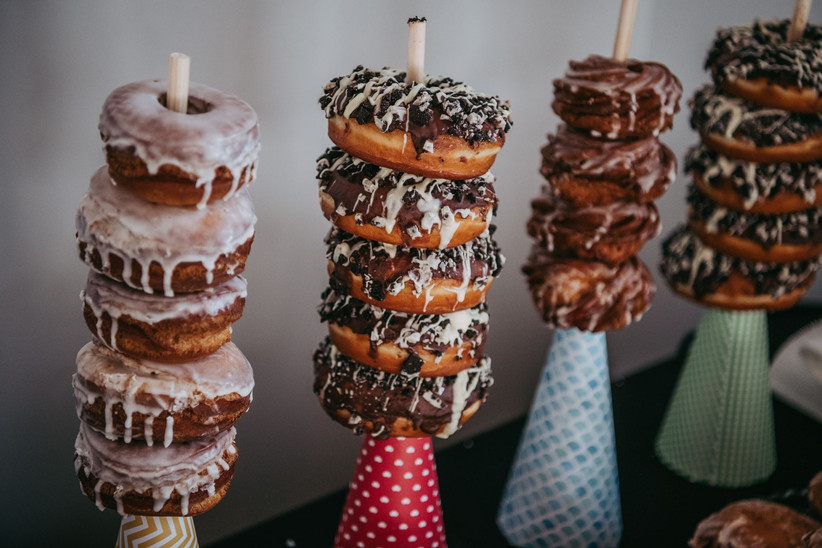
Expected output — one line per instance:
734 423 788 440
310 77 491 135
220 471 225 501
74 423 236 515
76 167 256 296
73 340 253 446
99 79 260 208
316 147 496 248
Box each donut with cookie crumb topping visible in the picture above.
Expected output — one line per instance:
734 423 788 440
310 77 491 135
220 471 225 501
319 65 512 179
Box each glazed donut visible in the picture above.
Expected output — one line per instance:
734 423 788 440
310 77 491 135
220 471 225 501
522 246 655 332
539 124 677 207
76 167 255 296
319 65 512 179
552 54 682 139
73 340 253 446
527 187 661 265
660 224 819 311
316 147 497 249
687 185 822 263
74 423 238 516
81 271 246 362
707 19 822 113
691 84 822 163
319 287 488 378
99 79 260 207
686 144 822 214
689 499 821 548
313 338 492 440
325 227 503 314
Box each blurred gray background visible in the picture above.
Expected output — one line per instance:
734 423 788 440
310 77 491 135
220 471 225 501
2 1 819 545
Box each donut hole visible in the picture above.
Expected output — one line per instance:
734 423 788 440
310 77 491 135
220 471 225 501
157 92 211 115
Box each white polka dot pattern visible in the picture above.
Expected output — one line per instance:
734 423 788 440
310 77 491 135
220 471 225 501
334 436 447 548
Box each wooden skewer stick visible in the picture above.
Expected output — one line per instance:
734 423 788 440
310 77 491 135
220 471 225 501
167 52 191 113
788 0 813 42
406 17 427 85
613 0 638 62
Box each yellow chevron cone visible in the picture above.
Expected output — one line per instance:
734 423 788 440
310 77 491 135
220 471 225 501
115 515 198 548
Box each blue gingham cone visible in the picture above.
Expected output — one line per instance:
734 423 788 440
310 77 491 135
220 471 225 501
497 328 622 548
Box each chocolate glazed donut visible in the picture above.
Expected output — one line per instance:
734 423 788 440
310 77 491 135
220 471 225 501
552 54 682 139
528 188 660 265
316 147 497 248
522 245 655 332
540 124 677 206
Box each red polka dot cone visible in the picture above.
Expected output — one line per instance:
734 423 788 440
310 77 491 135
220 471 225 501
334 436 447 548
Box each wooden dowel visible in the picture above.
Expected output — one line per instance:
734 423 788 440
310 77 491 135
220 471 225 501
167 53 190 113
406 17 426 85
613 0 638 62
788 0 813 42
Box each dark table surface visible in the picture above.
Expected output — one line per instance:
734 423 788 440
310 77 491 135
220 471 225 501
210 307 822 547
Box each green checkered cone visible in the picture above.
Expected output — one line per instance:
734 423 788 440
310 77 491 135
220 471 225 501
497 328 622 547
655 309 775 487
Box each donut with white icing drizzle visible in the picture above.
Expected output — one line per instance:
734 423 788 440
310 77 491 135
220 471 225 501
317 147 496 248
523 246 655 332
706 19 822 113
691 85 822 163
81 271 246 362
539 124 677 206
319 65 512 179
686 144 822 214
99 79 260 208
319 287 489 377
527 187 661 266
552 55 682 140
74 423 238 516
660 224 819 311
313 337 492 439
73 340 253 446
325 227 503 314
76 166 256 296
687 184 822 263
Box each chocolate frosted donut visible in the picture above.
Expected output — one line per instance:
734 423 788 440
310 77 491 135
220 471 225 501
801 528 822 548
100 79 260 207
319 65 512 179
707 19 822 113
691 84 822 162
82 271 246 362
687 185 822 262
539 124 677 206
528 188 661 265
326 227 503 314
686 144 822 214
552 54 682 139
809 471 822 517
73 340 254 446
76 167 256 296
317 147 497 248
689 499 821 548
661 224 819 311
313 338 492 439
319 287 489 377
74 423 238 517
522 246 655 332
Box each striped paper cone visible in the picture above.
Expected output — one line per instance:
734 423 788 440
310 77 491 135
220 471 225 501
655 308 775 487
334 436 447 548
115 515 198 548
497 328 622 548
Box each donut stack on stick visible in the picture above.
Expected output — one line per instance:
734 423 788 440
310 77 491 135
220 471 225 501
314 18 512 440
72 55 260 519
523 50 682 331
661 15 822 309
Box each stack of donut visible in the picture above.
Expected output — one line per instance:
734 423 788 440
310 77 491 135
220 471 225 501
662 19 822 310
72 79 260 516
314 63 512 439
524 54 682 331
